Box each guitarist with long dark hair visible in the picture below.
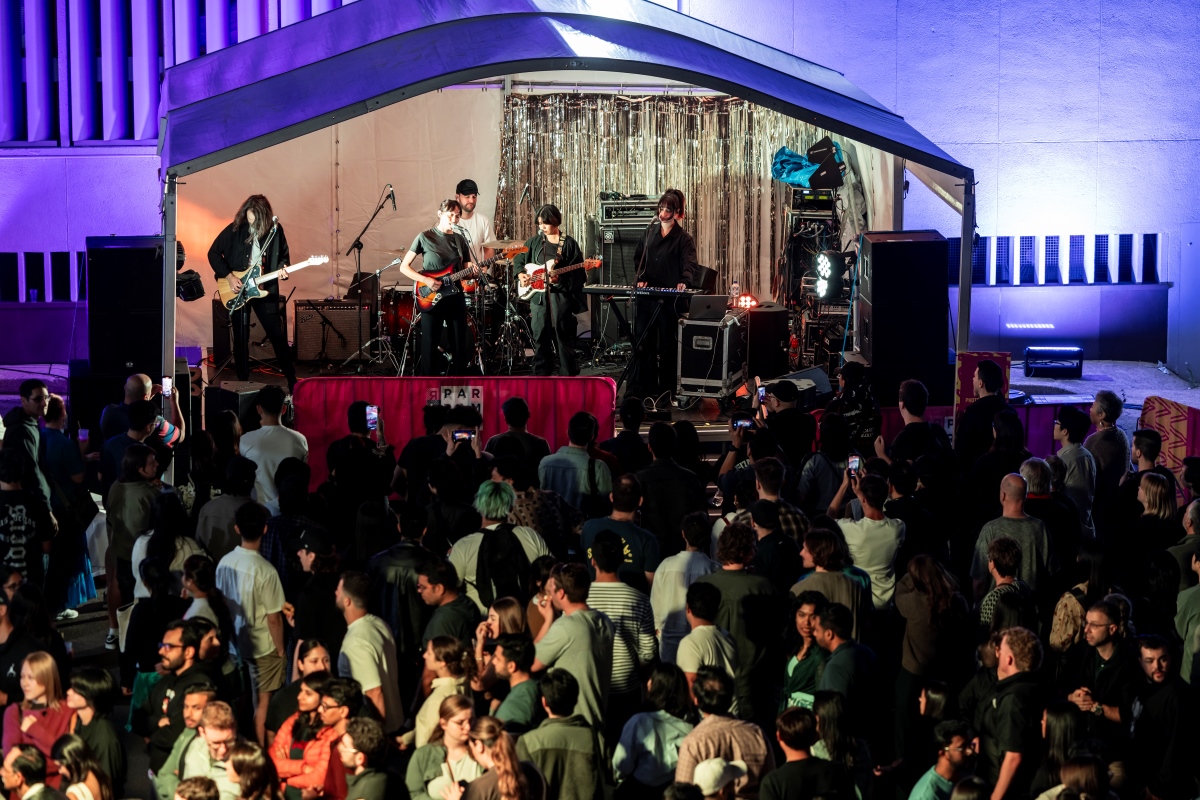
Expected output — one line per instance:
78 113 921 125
515 204 586 376
207 194 297 391
397 199 479 375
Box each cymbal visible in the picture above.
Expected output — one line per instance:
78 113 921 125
377 248 407 255
481 239 523 250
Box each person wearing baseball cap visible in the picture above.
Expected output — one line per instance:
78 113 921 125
692 758 748 799
454 178 494 262
826 361 882 454
291 525 347 668
754 379 815 468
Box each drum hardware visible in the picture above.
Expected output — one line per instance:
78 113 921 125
341 258 405 374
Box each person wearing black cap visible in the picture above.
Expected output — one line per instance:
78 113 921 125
750 499 802 596
454 178 494 264
514 203 587 376
755 379 816 469
288 527 346 668
825 361 882 454
630 189 698 401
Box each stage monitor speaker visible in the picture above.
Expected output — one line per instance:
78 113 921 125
205 381 265 433
212 297 286 364
85 236 165 377
746 302 790 380
778 366 835 410
294 300 373 362
855 231 953 404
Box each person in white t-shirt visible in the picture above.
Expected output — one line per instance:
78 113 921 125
675 580 739 717
833 473 905 609
213 501 286 745
454 179 494 265
236 385 307 516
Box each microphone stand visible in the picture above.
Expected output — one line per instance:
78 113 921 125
345 184 393 364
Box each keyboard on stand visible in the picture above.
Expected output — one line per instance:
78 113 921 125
583 284 702 298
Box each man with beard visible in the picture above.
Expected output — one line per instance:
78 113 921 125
454 179 494 264
1125 635 1194 800
144 621 213 773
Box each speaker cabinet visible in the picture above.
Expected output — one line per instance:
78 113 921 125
588 229 643 345
205 381 265 433
855 231 953 404
294 300 373 362
67 359 123 436
677 312 747 397
746 302 790 381
85 236 165 377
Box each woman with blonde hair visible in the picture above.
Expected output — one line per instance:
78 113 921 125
401 637 475 749
1 651 73 786
453 716 546 800
405 695 483 800
1132 472 1185 553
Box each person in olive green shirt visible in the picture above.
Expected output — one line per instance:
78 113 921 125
516 670 605 800
154 684 217 800
492 635 543 734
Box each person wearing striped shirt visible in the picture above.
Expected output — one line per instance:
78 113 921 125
587 529 659 748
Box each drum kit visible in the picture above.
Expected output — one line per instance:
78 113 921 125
346 240 537 375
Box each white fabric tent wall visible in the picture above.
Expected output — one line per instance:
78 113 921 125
174 89 504 347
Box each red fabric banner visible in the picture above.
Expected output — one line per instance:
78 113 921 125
293 376 618 488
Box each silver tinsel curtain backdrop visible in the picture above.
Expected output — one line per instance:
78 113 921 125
494 93 886 297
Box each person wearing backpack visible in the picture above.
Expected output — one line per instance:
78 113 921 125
450 481 551 614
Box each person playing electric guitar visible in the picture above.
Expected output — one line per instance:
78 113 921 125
514 204 586 376
207 194 297 391
397 198 481 375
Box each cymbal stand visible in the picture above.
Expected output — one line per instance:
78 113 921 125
494 273 536 375
342 259 403 374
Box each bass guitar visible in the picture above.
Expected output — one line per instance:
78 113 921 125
517 257 603 301
217 255 330 312
414 245 527 311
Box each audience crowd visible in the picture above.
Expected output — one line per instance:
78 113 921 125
0 363 1198 800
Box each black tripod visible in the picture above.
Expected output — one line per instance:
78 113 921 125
344 183 396 361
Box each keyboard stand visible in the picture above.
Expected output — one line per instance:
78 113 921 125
616 294 666 396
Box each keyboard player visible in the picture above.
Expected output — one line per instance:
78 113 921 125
630 189 698 401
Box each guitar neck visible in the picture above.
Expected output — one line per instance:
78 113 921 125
256 260 310 283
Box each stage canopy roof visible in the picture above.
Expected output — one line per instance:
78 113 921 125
158 0 971 189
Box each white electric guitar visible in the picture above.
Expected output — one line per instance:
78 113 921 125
217 255 330 311
517 257 603 301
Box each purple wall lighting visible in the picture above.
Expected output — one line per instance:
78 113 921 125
238 0 266 42
207 0 232 53
175 0 201 63
99 0 130 140
68 0 95 140
24 0 54 142
0 1 21 141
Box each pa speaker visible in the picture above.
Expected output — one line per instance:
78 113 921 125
85 236 165 377
855 231 953 404
67 359 123 436
205 381 265 434
746 302 790 381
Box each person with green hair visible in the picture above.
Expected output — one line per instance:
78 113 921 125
448 481 552 613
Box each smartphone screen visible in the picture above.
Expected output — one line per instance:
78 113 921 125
366 404 379 431
162 376 173 397
733 418 754 430
848 454 862 473
757 386 766 403
452 429 476 442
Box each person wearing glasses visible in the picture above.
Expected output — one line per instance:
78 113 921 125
336 718 389 800
180 701 242 800
629 190 697 403
142 620 212 775
906 721 978 800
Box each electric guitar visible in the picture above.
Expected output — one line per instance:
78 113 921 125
517 257 603 301
414 245 528 311
217 255 330 312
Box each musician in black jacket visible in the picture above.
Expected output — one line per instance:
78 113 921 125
630 189 698 400
207 195 297 390
514 204 586 376
398 199 478 375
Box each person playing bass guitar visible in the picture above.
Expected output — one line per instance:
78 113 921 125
207 194 297 391
398 199 481 375
515 204 586 376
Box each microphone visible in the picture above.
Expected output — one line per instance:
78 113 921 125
387 184 396 212
519 183 530 205
271 216 279 227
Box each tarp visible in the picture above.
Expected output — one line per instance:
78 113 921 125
158 0 969 181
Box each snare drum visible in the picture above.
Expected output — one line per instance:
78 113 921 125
381 288 414 337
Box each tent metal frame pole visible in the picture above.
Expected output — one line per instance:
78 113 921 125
161 173 179 483
956 174 975 354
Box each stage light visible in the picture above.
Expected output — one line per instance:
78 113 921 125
811 250 846 301
1005 323 1056 330
735 294 758 309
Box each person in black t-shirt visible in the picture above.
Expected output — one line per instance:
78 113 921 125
761 706 856 800
0 450 50 588
398 199 480 376
514 204 586 376
630 189 698 401
877 379 954 469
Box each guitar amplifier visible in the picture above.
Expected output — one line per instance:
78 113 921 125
294 299 374 362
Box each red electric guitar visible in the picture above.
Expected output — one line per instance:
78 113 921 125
414 245 527 311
